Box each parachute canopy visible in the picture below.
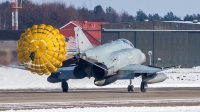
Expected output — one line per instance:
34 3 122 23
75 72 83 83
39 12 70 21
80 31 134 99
16 24 68 75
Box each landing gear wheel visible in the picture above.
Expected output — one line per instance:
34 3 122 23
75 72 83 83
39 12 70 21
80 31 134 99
127 79 134 92
140 82 147 93
61 80 68 92
128 85 134 92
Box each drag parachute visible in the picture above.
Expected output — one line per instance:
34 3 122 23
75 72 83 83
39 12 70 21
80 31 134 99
16 24 68 75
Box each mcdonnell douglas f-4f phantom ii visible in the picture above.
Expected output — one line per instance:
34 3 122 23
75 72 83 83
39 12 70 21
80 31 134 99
16 25 177 93
47 27 177 93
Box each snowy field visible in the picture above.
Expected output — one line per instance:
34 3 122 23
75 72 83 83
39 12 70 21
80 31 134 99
1 106 200 112
0 66 200 89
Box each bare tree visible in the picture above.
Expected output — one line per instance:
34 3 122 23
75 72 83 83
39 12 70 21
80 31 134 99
1 1 196 30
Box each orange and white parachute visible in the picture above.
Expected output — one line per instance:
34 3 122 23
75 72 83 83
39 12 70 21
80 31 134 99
16 24 67 75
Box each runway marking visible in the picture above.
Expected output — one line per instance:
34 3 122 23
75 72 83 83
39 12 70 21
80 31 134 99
1 99 200 111
1 98 200 105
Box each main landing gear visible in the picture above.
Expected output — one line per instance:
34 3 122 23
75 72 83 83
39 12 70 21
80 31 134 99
128 74 148 93
61 80 68 92
127 79 134 92
140 82 147 93
140 74 148 93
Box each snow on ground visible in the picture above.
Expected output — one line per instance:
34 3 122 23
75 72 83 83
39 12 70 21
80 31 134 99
0 66 200 89
2 106 200 112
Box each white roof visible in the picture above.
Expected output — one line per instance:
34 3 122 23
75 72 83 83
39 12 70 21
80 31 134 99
163 21 200 24
59 21 82 29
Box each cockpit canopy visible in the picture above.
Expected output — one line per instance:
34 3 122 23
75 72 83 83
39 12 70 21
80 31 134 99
118 38 134 47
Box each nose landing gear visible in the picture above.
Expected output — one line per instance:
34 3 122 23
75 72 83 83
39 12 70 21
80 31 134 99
127 79 134 92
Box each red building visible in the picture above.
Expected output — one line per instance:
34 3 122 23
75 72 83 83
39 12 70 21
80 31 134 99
59 21 108 50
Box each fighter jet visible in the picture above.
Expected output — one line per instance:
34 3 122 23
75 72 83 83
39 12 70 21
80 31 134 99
47 27 177 93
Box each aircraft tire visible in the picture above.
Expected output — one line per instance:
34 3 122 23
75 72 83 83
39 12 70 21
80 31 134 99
127 85 134 92
140 82 147 93
61 80 68 92
130 85 134 91
127 85 130 92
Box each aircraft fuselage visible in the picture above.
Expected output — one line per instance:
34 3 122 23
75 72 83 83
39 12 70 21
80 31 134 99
84 39 146 77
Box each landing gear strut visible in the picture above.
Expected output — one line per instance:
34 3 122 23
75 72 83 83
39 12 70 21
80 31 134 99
140 82 147 93
61 80 68 92
127 79 134 92
141 74 147 93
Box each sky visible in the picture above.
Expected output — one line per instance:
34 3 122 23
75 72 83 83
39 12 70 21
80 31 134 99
1 0 200 17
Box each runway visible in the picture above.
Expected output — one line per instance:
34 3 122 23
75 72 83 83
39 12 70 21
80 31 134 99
0 88 200 110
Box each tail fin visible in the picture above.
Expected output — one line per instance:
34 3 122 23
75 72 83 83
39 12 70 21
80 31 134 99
74 27 93 53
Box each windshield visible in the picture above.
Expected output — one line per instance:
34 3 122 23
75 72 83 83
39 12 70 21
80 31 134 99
118 38 134 47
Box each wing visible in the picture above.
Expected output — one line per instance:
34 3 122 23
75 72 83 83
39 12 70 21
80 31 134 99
47 66 77 83
10 64 77 83
117 64 178 79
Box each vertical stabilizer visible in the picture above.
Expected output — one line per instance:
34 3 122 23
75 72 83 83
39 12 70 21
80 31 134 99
74 27 93 53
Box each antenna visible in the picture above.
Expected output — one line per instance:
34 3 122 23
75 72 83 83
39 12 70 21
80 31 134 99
10 0 22 30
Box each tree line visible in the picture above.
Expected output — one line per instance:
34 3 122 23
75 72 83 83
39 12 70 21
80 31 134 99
0 0 200 30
